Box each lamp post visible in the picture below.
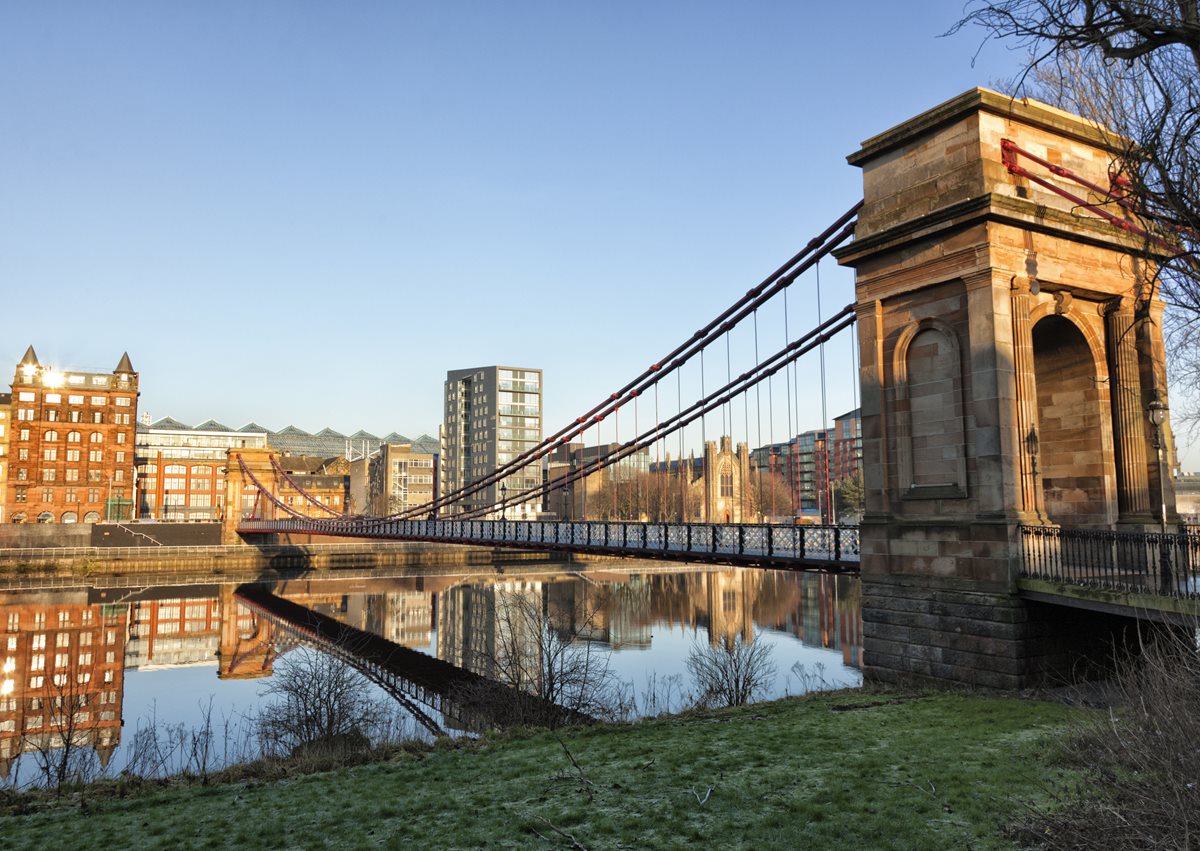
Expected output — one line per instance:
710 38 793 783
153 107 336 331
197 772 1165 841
1148 393 1171 593
500 481 507 524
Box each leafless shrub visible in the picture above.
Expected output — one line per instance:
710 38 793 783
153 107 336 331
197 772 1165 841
637 672 689 717
686 634 776 708
788 661 833 695
1010 625 1200 849
123 699 259 781
20 663 113 793
254 647 387 759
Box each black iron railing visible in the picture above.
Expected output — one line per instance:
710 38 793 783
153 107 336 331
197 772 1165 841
237 518 861 570
1021 524 1200 599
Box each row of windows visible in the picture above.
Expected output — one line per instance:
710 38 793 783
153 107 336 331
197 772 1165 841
24 651 100 670
15 409 133 425
24 631 94 650
13 429 126 444
37 449 126 462
17 391 130 406
4 612 103 631
24 670 115 690
139 464 216 476
12 488 121 503
145 493 215 507
9 511 104 523
13 469 113 484
13 467 124 482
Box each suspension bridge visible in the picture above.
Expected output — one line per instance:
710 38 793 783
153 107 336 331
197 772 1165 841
230 88 1200 689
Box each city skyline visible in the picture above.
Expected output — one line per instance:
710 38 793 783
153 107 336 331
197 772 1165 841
1 3 1061 461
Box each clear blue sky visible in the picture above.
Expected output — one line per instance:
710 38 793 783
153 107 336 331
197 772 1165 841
2 2 1047 455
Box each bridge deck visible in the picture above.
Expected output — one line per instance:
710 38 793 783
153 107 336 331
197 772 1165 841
237 518 862 571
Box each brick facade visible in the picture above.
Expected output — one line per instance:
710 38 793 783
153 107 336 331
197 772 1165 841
4 348 138 524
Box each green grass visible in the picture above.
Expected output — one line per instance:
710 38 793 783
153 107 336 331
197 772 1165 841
3 691 1079 849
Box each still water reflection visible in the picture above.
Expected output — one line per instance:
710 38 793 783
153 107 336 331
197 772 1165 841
0 560 861 783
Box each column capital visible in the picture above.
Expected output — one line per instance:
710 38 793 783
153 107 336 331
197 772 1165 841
1010 275 1035 296
1102 295 1136 317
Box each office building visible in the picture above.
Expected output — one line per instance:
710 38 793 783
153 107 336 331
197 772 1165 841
363 442 436 516
440 366 542 517
134 418 268 522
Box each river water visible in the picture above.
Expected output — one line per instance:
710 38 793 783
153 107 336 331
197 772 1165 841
0 559 861 787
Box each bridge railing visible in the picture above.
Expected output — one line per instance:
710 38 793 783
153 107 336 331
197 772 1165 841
239 518 861 566
1021 524 1200 599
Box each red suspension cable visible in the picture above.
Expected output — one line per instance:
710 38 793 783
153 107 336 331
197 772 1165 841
383 201 863 522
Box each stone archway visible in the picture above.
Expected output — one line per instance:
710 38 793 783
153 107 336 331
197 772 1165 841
1032 315 1114 526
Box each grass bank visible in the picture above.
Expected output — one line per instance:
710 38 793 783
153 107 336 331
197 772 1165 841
3 690 1079 849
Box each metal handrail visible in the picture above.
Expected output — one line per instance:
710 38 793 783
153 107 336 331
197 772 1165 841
1020 524 1200 599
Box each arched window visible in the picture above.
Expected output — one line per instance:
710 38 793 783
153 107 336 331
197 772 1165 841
10 513 26 524
82 511 101 523
89 432 103 444
61 512 78 524
66 431 81 443
36 512 53 523
165 464 187 475
44 430 58 442
191 465 213 476
142 463 158 474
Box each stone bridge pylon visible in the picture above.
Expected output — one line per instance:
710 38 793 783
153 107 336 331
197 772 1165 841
835 88 1178 688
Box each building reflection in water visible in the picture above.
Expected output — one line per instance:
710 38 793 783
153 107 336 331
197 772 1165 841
0 593 127 780
0 567 861 776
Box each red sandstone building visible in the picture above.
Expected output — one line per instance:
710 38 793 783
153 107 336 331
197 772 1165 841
4 347 139 524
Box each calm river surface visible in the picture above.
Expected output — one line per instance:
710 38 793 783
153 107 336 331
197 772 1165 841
0 558 861 786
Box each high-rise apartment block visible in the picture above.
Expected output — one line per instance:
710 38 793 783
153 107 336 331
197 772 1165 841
440 366 542 517
4 347 139 524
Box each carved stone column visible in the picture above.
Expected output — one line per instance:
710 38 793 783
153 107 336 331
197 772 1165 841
1105 297 1150 518
1010 277 1044 519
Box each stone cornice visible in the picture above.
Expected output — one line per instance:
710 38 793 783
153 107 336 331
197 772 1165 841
847 87 1129 167
835 192 1169 269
